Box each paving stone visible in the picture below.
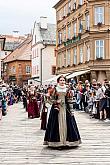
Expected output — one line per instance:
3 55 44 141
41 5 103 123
0 102 110 165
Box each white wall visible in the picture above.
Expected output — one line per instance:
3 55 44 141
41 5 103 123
32 23 42 45
32 45 41 79
42 45 56 83
31 44 56 85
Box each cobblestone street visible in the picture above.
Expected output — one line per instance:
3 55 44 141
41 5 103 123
0 102 110 165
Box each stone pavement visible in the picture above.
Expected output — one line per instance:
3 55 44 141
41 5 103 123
0 102 110 165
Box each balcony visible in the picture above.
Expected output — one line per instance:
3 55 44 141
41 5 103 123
67 12 70 17
96 57 103 60
62 16 66 19
64 35 81 47
97 22 102 27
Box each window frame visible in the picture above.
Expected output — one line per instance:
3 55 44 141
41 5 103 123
73 22 77 37
64 52 66 67
67 24 71 39
86 45 90 61
26 65 31 74
58 31 62 45
85 14 90 31
67 49 71 66
80 47 83 63
73 47 77 64
94 6 104 25
95 40 104 59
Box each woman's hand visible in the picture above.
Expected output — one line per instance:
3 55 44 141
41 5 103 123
27 100 29 104
57 99 61 104
54 104 60 111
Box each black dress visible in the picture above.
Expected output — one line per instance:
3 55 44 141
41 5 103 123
43 85 81 148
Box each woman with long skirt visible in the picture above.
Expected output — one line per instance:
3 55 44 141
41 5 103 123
43 75 81 148
27 86 40 119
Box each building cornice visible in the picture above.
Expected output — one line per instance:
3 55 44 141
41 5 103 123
53 0 64 9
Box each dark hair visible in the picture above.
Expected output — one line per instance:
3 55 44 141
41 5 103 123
30 81 32 84
57 75 66 83
104 78 108 82
97 82 101 87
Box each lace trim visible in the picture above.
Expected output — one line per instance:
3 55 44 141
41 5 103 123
43 139 81 147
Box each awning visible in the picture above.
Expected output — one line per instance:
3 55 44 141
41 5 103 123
43 73 70 84
66 70 90 79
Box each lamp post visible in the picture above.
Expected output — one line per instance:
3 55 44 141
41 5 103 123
40 44 47 85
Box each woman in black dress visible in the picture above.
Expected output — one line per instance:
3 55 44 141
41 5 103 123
43 75 81 148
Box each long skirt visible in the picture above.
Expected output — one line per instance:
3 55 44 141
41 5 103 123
27 99 40 118
44 104 81 148
41 111 47 130
0 108 2 120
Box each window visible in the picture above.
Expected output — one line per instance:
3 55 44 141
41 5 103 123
12 66 16 73
80 47 83 63
63 28 66 41
26 66 31 74
57 54 60 67
58 31 62 45
95 40 104 59
63 5 66 17
64 52 66 67
79 0 83 5
68 25 71 39
60 53 62 67
57 53 62 67
5 52 7 55
95 7 104 25
36 65 39 75
73 48 77 64
52 66 56 75
35 35 36 44
34 49 36 58
57 11 59 21
33 49 36 58
9 67 11 74
36 48 39 57
67 49 71 66
4 64 7 70
18 64 22 74
57 10 62 21
73 22 77 37
73 0 76 10
86 45 90 61
59 10 62 21
68 1 71 14
79 20 83 33
86 15 90 31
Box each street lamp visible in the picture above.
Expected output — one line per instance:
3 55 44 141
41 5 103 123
40 44 47 85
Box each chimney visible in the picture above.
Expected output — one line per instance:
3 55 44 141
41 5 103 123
12 31 19 37
40 16 47 29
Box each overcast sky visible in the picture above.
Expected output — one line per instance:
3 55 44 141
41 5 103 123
0 0 59 36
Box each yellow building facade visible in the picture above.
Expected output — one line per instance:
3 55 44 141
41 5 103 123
54 0 110 83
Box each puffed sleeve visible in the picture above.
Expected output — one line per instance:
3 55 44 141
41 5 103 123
66 89 74 115
46 87 58 105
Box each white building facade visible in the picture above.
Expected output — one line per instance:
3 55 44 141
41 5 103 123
31 17 56 85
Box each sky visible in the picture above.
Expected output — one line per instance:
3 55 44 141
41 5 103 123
0 0 59 36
